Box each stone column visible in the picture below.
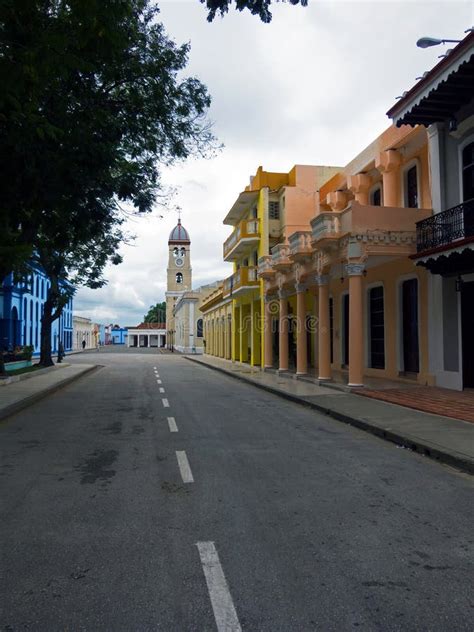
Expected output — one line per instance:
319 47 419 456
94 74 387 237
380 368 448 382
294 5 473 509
250 300 255 366
427 123 445 213
346 263 365 387
317 275 331 380
296 284 308 375
264 296 274 369
376 149 401 207
278 291 289 372
348 173 371 205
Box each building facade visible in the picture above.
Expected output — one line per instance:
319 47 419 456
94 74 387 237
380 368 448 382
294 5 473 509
0 266 73 356
388 31 474 390
200 283 233 359
222 165 340 368
173 283 219 354
127 322 166 348
73 315 97 350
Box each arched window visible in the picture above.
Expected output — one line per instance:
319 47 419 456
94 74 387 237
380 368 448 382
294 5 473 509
197 318 203 338
176 272 183 284
180 247 186 257
173 247 179 257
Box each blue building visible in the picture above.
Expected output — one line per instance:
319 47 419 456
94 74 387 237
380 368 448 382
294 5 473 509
109 325 128 345
0 265 73 356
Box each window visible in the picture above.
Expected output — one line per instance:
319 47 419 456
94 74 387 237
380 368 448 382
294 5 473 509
369 286 385 369
180 247 186 257
197 318 203 338
269 201 280 219
173 247 179 257
370 186 382 206
462 141 474 202
405 165 418 208
176 272 183 284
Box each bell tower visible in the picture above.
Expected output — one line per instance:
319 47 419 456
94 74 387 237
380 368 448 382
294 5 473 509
165 217 192 347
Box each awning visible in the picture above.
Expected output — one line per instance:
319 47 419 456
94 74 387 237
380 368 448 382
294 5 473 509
223 190 259 226
387 32 474 127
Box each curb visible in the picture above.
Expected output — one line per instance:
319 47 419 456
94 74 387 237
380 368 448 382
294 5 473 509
186 357 474 475
0 365 99 422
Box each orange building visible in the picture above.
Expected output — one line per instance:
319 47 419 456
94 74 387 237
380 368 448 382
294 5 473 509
256 123 434 387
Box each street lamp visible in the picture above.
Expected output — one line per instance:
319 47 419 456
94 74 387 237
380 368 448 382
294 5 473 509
416 36 461 48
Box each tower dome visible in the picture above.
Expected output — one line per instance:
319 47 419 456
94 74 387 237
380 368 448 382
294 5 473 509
168 218 190 244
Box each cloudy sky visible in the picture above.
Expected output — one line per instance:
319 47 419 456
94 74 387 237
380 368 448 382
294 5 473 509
74 0 473 326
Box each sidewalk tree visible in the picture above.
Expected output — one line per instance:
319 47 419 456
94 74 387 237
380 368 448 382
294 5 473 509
0 0 216 367
201 0 308 22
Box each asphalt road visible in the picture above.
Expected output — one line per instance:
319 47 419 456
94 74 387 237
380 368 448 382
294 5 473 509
1 350 473 631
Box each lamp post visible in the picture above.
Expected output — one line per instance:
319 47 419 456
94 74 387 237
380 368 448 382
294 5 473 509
416 36 461 48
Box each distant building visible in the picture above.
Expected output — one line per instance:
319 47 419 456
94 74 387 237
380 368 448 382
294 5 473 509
127 322 166 348
174 284 219 354
73 315 96 350
0 265 73 355
105 324 128 345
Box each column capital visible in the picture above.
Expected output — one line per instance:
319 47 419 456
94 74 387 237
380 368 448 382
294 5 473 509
347 173 371 195
375 148 401 173
315 274 329 287
278 289 292 300
345 262 365 277
295 282 308 294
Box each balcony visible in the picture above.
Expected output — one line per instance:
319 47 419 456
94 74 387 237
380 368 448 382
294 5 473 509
223 218 260 261
289 231 313 261
271 244 292 271
416 200 474 253
311 201 432 246
222 266 259 298
310 211 342 244
257 255 275 280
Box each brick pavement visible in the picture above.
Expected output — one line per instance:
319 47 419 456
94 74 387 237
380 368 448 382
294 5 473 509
358 386 474 424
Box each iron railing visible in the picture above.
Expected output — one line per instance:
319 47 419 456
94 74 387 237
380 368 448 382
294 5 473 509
416 200 474 252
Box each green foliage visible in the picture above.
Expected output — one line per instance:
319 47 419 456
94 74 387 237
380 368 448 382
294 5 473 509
0 0 217 364
144 301 166 323
201 0 308 22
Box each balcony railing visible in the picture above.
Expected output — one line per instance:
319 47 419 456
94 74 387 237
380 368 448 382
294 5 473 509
311 212 341 242
257 255 275 279
271 244 292 270
289 231 312 259
416 200 474 252
222 266 259 298
223 218 260 260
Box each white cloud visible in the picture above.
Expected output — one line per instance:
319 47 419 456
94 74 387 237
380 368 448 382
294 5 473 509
75 0 472 325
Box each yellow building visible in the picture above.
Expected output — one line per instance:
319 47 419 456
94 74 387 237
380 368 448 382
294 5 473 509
221 164 340 367
200 283 233 359
258 124 433 386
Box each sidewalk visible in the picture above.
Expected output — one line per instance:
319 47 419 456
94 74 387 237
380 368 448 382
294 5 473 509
0 363 97 422
186 355 474 475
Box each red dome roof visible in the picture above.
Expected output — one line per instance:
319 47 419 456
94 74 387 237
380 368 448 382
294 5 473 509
168 219 190 243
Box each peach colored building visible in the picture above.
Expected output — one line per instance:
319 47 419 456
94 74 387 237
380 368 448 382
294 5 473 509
204 124 430 387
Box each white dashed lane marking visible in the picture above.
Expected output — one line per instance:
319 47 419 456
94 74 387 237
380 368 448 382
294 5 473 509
162 398 170 408
176 451 194 483
159 387 165 393
167 417 178 432
196 542 242 632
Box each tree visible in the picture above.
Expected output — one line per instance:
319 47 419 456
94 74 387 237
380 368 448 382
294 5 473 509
144 302 167 324
0 0 217 367
200 0 308 22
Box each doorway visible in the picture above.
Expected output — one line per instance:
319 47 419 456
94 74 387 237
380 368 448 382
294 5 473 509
342 294 349 366
461 280 474 388
402 278 419 373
